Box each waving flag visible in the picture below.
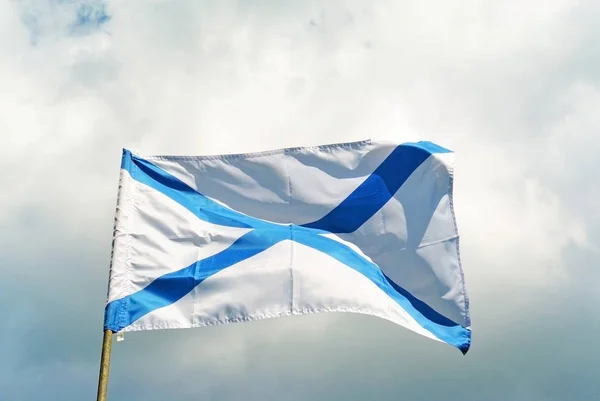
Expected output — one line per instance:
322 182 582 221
104 140 471 353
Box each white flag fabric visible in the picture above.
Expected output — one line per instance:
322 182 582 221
104 139 471 353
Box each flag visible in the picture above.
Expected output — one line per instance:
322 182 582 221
104 139 471 354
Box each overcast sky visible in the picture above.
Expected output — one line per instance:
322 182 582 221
1 0 599 400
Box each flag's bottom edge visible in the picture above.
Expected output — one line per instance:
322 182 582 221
108 307 471 354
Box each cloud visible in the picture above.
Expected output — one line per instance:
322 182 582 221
1 0 599 400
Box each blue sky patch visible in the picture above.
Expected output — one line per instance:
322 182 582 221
18 0 111 44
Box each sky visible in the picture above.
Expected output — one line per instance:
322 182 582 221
1 0 599 400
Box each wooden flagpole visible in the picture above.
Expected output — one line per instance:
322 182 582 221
96 329 114 401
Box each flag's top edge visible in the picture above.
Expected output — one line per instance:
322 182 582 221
123 139 452 161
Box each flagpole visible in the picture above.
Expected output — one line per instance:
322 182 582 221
96 329 114 401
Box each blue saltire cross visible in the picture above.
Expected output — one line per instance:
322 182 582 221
104 142 469 352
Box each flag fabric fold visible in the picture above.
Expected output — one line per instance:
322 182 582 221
104 139 471 353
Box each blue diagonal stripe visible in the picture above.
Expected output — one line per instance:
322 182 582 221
302 141 450 233
291 229 469 353
127 150 271 230
105 230 287 331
